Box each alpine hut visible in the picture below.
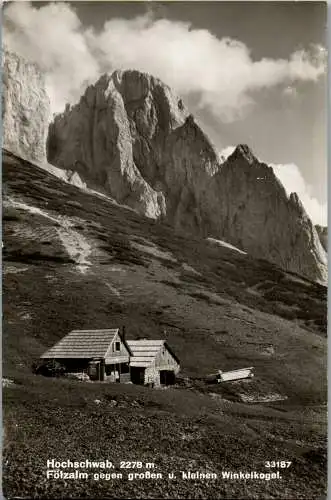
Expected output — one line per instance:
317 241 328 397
40 328 131 382
127 339 180 386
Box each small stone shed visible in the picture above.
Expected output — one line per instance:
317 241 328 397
40 329 132 382
127 339 180 386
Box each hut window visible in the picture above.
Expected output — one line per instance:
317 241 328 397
115 341 121 352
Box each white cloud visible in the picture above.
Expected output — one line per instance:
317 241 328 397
272 163 327 226
3 2 326 118
3 2 100 113
219 145 235 162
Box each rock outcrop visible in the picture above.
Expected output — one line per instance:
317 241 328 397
46 70 327 284
217 152 327 284
2 48 51 163
315 225 328 252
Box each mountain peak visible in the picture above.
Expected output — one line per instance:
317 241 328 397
44 66 327 284
229 144 256 164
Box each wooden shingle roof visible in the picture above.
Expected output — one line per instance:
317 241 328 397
41 329 119 359
127 340 179 367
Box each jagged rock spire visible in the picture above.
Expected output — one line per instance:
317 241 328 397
229 144 256 164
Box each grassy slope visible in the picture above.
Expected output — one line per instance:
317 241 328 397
2 150 327 499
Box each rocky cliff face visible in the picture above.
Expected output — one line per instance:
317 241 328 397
2 48 51 163
315 225 328 253
217 151 327 284
47 70 327 284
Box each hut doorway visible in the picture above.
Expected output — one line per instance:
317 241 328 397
88 360 104 381
160 370 175 385
130 367 145 385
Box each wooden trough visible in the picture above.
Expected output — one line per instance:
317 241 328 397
217 367 254 383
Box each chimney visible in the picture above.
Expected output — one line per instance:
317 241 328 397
122 325 126 341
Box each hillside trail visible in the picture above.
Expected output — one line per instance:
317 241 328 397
3 197 92 273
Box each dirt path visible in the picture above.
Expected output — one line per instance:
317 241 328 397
4 197 92 273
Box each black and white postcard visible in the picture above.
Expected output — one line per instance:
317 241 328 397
2 1 328 499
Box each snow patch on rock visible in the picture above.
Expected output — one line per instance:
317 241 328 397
105 282 121 298
181 263 201 275
207 237 247 255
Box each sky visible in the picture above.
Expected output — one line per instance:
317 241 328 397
2 1 328 225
